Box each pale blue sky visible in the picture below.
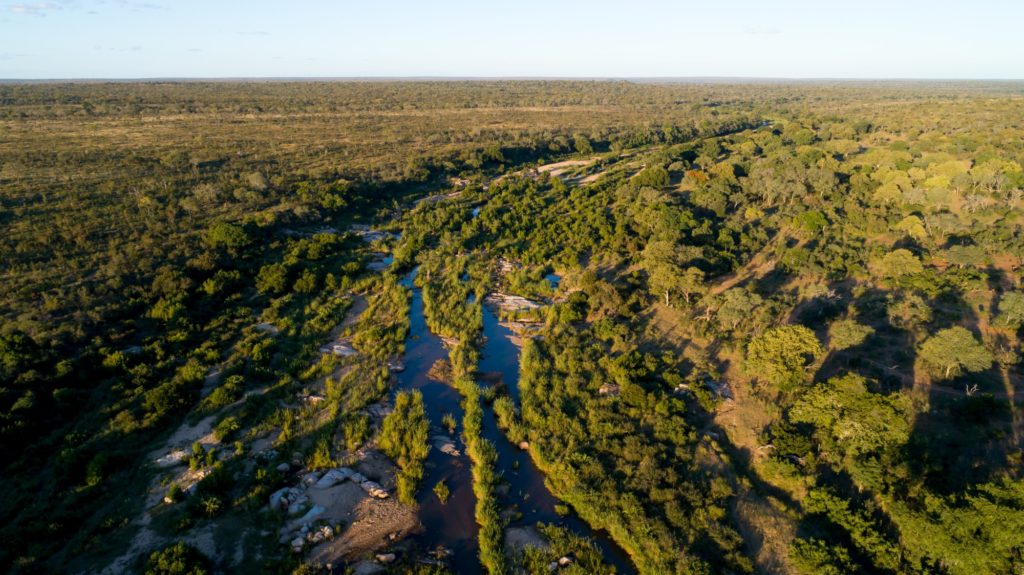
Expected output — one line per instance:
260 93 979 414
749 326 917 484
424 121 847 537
0 0 1021 79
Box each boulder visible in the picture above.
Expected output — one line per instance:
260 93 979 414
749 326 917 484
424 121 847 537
349 471 368 484
290 536 304 552
297 504 325 523
269 487 291 510
276 462 291 472
558 556 573 566
287 495 310 516
361 480 389 499
375 553 396 564
518 441 530 450
301 471 323 486
432 435 460 456
314 467 353 488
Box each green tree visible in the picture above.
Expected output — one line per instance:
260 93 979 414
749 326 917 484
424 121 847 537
256 263 289 294
828 319 875 350
886 292 932 333
874 249 923 279
204 221 250 251
634 165 670 188
790 538 855 575
919 327 993 380
573 133 593 155
944 244 987 269
716 288 764 331
641 240 680 306
789 374 911 460
994 291 1024 331
0 331 39 382
746 325 823 390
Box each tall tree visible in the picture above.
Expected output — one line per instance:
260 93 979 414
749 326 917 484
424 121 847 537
918 327 993 380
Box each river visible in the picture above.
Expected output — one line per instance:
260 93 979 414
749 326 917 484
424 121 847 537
394 270 635 574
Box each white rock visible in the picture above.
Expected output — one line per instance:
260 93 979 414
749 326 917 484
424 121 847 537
375 553 396 563
287 495 310 516
315 468 353 488
276 462 291 472
558 556 573 566
155 449 187 468
269 487 291 510
301 471 322 486
360 480 388 499
298 504 325 523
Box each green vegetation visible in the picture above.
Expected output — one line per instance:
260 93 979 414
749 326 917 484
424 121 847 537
433 479 450 504
746 325 824 390
3 80 1024 574
918 326 994 380
143 542 210 575
380 391 430 506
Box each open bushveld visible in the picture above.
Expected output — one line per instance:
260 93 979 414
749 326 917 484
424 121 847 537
2 80 1024 574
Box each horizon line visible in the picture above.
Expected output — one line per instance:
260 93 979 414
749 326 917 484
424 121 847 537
3 76 1024 84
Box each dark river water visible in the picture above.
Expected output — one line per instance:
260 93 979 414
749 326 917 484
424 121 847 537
395 270 635 574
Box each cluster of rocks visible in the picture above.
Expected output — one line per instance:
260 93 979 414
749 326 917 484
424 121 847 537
321 340 357 357
269 467 391 553
314 467 389 499
485 292 542 313
286 522 336 553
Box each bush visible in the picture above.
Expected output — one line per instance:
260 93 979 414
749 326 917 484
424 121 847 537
144 542 210 575
213 416 240 442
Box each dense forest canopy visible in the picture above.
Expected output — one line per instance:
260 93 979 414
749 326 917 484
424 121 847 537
1 80 1023 575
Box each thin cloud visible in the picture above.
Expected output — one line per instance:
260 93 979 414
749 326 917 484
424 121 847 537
237 30 270 36
9 2 64 16
113 0 164 10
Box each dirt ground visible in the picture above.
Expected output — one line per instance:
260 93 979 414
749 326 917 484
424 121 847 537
309 488 419 564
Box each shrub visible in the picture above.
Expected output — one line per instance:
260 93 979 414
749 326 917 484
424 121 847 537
144 542 210 575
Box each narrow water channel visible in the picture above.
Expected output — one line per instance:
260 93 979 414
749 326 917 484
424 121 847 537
478 305 637 575
395 271 480 573
394 270 635 574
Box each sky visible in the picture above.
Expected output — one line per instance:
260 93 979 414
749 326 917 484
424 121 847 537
0 0 1022 79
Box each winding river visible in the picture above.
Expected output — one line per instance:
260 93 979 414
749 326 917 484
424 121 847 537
394 270 635 574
